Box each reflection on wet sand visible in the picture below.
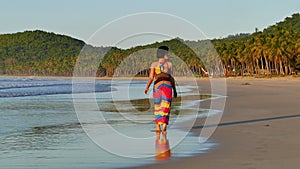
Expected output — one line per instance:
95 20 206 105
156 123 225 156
155 132 171 161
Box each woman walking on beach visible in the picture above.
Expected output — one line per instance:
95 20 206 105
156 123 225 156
145 46 177 132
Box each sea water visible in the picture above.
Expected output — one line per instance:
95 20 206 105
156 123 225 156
0 78 216 169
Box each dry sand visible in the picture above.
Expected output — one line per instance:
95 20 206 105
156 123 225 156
129 77 300 169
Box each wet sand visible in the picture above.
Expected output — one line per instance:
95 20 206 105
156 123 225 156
131 77 300 169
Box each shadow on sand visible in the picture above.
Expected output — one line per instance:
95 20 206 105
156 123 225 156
192 114 300 129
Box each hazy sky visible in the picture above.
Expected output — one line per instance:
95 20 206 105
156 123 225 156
1 0 299 46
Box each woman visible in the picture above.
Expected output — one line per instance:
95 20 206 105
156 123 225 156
144 46 177 132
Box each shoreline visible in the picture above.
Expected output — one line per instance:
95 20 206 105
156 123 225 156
0 74 300 81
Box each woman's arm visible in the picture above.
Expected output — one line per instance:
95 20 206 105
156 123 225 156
170 76 177 98
168 62 173 75
144 67 155 94
168 62 177 98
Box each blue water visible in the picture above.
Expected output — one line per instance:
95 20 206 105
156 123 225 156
0 77 216 169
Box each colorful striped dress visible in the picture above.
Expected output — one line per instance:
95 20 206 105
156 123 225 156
153 62 173 125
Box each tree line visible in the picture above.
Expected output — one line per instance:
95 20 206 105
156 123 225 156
213 13 300 76
0 13 299 77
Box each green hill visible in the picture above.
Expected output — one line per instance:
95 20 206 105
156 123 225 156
0 30 85 76
212 13 300 76
264 13 300 33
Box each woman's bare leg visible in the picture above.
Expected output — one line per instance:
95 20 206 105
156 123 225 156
161 123 167 132
156 124 161 132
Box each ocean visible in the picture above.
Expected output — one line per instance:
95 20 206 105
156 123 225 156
0 77 216 169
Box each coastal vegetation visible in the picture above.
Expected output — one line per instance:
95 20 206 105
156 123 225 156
0 13 299 77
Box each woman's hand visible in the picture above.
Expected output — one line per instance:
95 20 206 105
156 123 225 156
144 88 149 94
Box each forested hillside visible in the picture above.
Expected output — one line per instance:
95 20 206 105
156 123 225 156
0 13 299 77
0 30 85 76
212 13 300 76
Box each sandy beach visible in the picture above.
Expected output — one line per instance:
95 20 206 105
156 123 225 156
129 77 300 169
1 75 300 168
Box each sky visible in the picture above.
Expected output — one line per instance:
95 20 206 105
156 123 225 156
1 0 299 47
